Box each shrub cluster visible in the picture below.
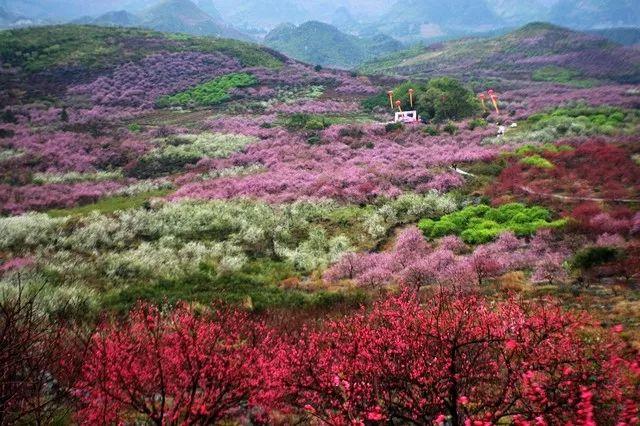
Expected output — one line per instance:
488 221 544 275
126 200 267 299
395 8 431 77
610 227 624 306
493 104 639 143
419 203 566 244
156 73 258 108
127 132 257 179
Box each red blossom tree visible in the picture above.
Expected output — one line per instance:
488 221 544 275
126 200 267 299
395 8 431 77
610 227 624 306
74 304 280 425
278 293 639 425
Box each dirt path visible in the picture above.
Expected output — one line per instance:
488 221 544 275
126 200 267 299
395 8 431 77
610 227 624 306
519 186 640 204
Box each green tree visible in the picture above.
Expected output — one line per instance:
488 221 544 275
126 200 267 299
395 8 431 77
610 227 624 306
416 77 478 122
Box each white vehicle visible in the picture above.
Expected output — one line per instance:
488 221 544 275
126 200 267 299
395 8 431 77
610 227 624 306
394 111 418 123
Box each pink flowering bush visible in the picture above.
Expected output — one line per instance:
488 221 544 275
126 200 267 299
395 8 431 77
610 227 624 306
0 181 124 214
269 100 360 115
324 227 569 288
170 125 499 203
1 130 149 174
69 52 242 108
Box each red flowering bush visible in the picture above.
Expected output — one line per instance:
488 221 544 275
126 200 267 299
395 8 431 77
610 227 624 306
493 140 640 205
74 303 280 425
70 295 640 425
280 293 640 425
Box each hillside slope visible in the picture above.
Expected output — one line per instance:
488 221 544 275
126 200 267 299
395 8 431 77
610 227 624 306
0 25 283 102
264 21 402 69
360 22 640 84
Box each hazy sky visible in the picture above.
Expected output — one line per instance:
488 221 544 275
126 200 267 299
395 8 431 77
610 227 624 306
3 0 393 20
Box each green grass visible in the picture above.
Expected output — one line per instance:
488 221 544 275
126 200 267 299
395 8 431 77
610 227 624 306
157 73 257 107
418 203 566 244
102 260 368 313
532 66 599 88
47 189 171 217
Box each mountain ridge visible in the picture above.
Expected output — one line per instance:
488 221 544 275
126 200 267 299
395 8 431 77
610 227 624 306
264 20 402 68
360 22 640 83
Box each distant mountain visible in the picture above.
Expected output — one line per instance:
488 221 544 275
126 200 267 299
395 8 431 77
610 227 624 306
375 0 502 43
139 0 250 40
264 20 402 68
360 22 640 84
74 10 142 27
331 7 359 33
549 0 640 29
213 0 309 30
589 27 640 46
485 0 550 25
190 0 222 20
66 0 249 41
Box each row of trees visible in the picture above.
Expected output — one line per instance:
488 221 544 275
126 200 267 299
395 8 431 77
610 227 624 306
2 288 638 425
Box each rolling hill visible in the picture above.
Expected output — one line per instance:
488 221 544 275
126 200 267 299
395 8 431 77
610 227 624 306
0 24 283 102
264 21 402 68
360 22 640 84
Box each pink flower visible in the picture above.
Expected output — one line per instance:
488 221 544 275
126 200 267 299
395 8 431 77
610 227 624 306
0 257 35 273
435 414 447 423
366 406 385 421
612 324 624 333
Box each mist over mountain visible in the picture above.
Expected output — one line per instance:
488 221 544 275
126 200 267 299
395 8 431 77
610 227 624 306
549 0 640 29
264 20 402 68
68 0 250 41
1 0 639 38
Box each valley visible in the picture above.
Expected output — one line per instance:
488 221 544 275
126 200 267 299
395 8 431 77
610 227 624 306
1 17 639 424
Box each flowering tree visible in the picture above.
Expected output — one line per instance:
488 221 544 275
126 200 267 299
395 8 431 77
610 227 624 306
74 304 279 425
280 293 640 425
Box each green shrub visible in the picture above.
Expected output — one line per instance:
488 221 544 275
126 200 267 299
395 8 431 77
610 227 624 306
443 121 458 135
306 134 321 145
284 113 329 131
338 126 365 138
519 154 554 169
422 125 440 136
385 122 404 133
157 73 257 108
418 203 566 243
571 246 620 270
467 118 488 130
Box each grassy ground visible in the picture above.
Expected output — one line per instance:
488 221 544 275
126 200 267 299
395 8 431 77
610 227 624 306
47 189 172 217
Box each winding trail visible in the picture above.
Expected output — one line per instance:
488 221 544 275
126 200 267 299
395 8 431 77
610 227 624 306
450 166 639 203
518 185 640 204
